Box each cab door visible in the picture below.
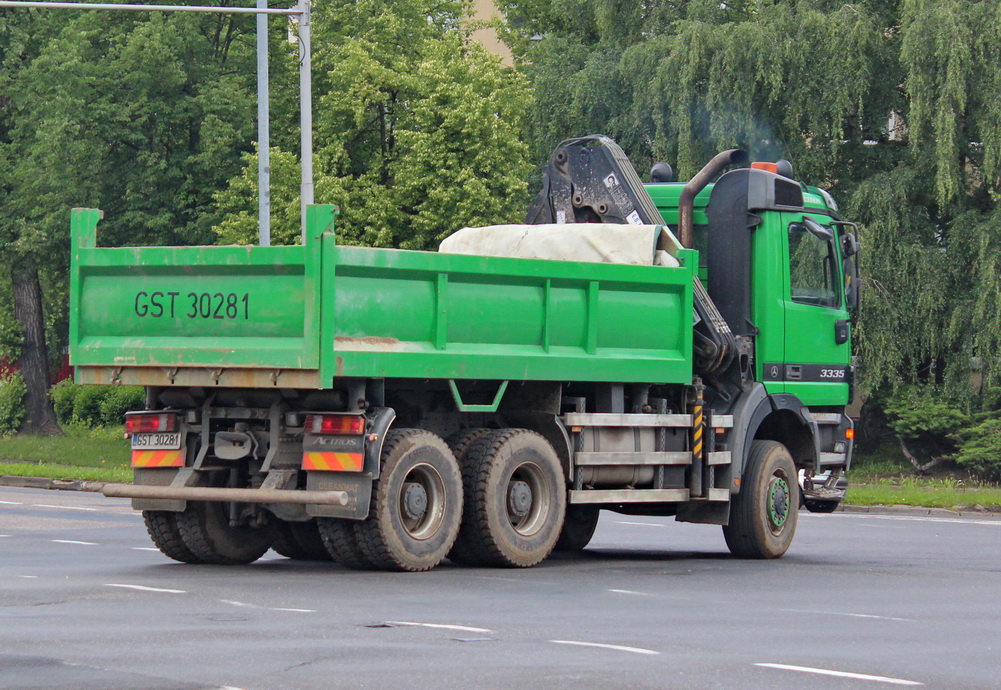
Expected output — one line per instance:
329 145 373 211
779 214 851 406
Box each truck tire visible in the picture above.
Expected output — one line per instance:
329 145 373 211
176 500 277 565
450 429 566 568
804 498 839 514
143 510 203 563
317 518 373 569
723 440 799 559
353 429 463 572
554 505 600 552
444 428 493 565
272 520 331 561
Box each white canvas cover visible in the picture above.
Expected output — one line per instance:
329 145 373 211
438 223 680 267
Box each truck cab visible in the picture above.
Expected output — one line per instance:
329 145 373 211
646 162 858 511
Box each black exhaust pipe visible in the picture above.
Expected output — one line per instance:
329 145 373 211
678 149 749 247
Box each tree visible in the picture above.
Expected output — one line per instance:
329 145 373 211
498 0 1001 414
0 6 260 433
210 0 533 249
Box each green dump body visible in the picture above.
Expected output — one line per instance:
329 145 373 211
70 206 697 389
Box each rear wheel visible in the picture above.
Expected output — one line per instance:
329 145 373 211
554 505 600 552
353 429 463 572
176 499 277 565
723 440 798 559
317 518 373 569
272 520 331 561
143 510 203 563
450 429 566 568
803 498 839 514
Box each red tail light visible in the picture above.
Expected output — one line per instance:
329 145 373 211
305 414 365 435
125 412 177 433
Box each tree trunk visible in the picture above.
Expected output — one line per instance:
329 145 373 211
11 257 62 435
898 436 945 475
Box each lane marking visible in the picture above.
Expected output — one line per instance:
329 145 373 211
105 583 186 594
272 607 317 613
551 640 660 656
614 520 663 527
221 600 258 608
17 575 38 579
386 621 494 633
755 663 922 685
781 608 916 622
32 504 98 512
0 500 23 505
131 547 161 552
51 539 98 546
0 534 11 538
608 589 650 596
823 514 1001 527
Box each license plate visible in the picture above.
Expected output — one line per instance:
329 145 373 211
130 432 182 450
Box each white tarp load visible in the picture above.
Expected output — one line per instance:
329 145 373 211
438 223 681 267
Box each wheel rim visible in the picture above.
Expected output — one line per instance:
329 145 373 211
768 473 791 534
398 462 446 540
506 462 550 537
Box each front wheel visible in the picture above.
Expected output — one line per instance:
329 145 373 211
723 440 798 559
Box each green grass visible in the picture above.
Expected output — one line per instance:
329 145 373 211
846 482 1001 510
0 424 131 483
0 462 131 483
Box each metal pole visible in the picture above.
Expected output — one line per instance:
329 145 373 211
256 0 271 246
297 0 313 244
0 1 299 14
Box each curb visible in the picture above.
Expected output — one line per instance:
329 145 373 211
0 475 106 493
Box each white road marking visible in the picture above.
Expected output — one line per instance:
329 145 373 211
17 575 38 579
131 547 161 552
755 663 922 685
51 539 98 546
826 514 1001 527
550 640 660 656
781 608 916 622
221 600 258 608
387 621 494 633
32 504 98 512
271 608 317 613
0 500 23 504
614 520 663 527
608 589 650 596
105 583 186 594
0 534 11 538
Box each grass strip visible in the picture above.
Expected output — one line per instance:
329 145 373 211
0 462 131 483
846 483 1001 510
0 427 130 468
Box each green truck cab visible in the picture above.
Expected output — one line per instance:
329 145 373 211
71 143 857 571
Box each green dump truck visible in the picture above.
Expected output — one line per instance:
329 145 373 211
72 138 858 571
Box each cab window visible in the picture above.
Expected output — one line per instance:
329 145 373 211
788 221 840 308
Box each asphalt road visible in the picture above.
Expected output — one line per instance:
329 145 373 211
2 485 1000 690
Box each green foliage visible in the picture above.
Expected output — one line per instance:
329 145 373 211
882 386 967 456
49 379 76 425
210 1 533 250
506 0 1001 411
51 380 142 427
98 386 145 424
0 371 26 435
953 418 1001 482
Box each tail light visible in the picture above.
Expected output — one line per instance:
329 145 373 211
304 414 365 435
125 412 178 433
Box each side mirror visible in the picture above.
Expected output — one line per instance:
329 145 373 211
842 232 859 258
